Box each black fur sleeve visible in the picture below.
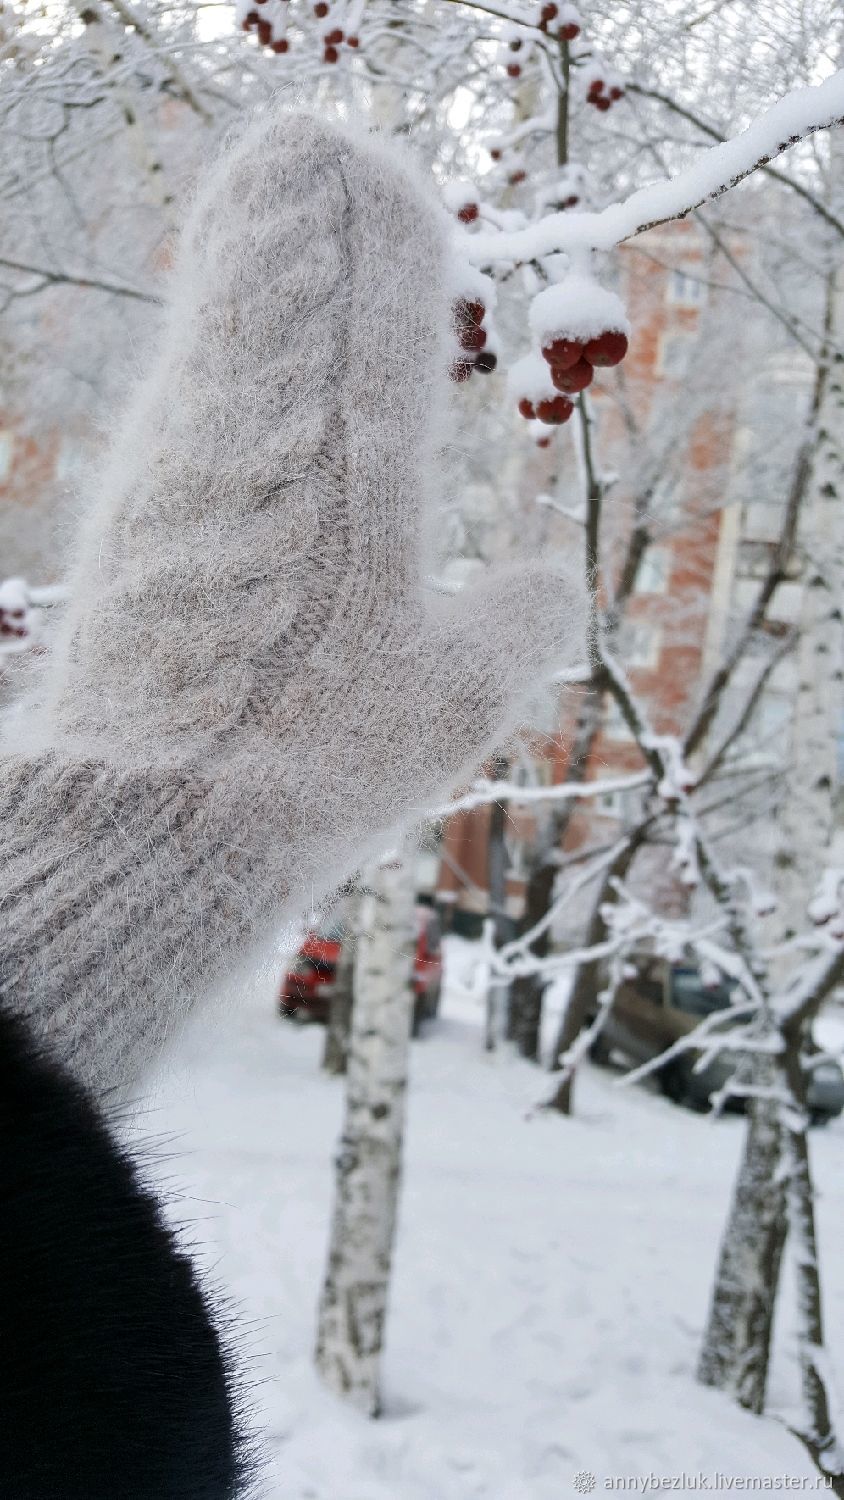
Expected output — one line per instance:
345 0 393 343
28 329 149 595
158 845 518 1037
0 1007 255 1499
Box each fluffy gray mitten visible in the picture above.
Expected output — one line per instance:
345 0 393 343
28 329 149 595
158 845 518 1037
0 106 583 1092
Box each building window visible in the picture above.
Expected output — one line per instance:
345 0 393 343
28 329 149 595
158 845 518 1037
0 430 14 483
625 620 662 670
592 780 647 825
597 788 624 818
635 545 670 595
658 332 695 377
668 269 707 307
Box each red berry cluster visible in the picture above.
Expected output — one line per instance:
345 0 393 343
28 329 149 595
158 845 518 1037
586 74 625 111
538 3 581 40
240 1 359 59
519 327 629 424
450 299 497 383
518 393 573 426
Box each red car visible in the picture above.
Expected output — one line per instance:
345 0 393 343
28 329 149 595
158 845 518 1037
279 906 443 1034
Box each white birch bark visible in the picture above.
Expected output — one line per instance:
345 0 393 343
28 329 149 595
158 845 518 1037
773 150 844 935
314 855 415 1416
322 890 362 1076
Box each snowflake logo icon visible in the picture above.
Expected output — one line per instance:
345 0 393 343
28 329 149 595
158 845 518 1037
573 1472 597 1495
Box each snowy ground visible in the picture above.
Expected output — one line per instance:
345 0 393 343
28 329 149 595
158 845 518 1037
131 938 844 1498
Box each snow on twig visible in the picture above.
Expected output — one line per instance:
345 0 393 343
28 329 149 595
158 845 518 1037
436 769 650 817
467 71 844 263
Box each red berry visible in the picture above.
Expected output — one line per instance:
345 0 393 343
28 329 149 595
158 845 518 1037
490 147 502 161
241 10 259 29
475 350 498 373
537 435 552 448
271 36 289 51
536 395 574 424
584 330 628 366
560 21 580 40
460 326 487 352
587 80 603 99
609 85 624 101
551 357 593 393
518 398 536 420
509 169 527 185
450 360 474 383
324 43 338 61
595 96 611 112
325 27 343 43
257 18 271 44
454 298 484 332
541 3 558 21
542 336 584 371
347 34 359 46
314 1 329 14
457 202 480 224
507 62 521 78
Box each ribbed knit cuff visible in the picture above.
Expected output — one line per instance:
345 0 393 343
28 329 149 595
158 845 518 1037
0 754 254 1094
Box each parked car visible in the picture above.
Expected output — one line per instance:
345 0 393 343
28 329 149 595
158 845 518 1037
279 905 443 1035
588 960 844 1123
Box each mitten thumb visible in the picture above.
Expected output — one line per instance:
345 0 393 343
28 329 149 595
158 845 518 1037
413 559 588 799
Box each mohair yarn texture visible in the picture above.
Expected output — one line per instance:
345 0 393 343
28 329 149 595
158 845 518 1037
0 104 584 1094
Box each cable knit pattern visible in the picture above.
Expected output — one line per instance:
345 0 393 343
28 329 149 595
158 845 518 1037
0 105 584 1093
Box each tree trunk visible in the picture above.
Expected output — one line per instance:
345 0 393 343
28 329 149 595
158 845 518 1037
772 251 844 936
322 893 361 1076
314 857 415 1416
486 756 509 1052
547 828 644 1112
697 1081 786 1415
780 1023 838 1456
509 839 556 1062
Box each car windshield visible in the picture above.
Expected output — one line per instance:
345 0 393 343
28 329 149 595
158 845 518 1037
314 921 345 942
671 968 736 1018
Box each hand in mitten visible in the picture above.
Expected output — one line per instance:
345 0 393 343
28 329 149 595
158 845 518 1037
0 107 584 1091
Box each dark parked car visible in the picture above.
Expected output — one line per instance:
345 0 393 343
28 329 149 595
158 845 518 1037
279 906 443 1035
588 960 844 1123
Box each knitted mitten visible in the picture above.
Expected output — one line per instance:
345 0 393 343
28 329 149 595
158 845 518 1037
0 106 583 1093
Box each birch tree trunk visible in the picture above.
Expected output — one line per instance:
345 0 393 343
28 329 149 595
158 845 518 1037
486 756 509 1053
779 1028 837 1457
314 856 415 1416
772 187 844 936
700 130 844 1416
697 1080 786 1414
322 891 361 1077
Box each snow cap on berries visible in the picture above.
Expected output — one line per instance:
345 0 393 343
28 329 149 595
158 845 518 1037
509 351 557 408
530 273 630 346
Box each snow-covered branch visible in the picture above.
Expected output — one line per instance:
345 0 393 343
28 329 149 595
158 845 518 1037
468 70 844 262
